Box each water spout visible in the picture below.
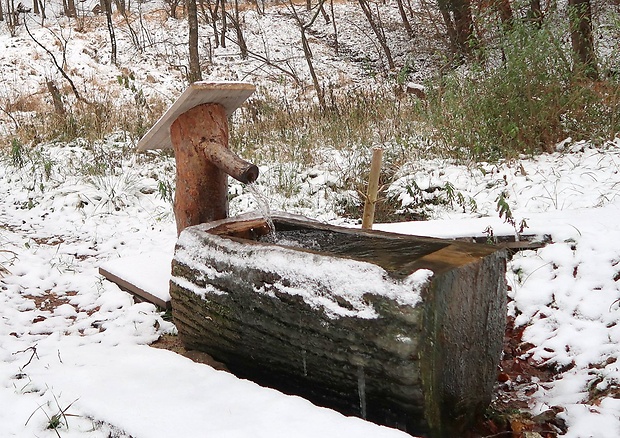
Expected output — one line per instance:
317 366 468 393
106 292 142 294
202 140 259 184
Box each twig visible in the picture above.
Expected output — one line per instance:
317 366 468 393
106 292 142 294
13 345 39 369
22 14 84 103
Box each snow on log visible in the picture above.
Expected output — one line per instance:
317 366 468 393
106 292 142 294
170 213 507 437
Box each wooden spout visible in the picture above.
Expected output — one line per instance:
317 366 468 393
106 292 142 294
202 139 259 184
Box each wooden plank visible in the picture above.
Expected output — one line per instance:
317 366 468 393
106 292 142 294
137 81 256 151
99 266 171 310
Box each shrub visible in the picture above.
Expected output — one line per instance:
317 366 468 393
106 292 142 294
426 20 620 160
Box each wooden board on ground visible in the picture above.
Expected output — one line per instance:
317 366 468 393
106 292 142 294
99 253 173 310
137 81 256 151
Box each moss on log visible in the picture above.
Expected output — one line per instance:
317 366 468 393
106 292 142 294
170 213 507 437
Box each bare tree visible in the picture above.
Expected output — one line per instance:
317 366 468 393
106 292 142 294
357 0 395 70
62 0 76 17
164 0 182 18
199 0 221 48
438 0 477 57
568 0 598 80
395 0 414 38
37 0 46 23
187 0 202 82
229 0 248 59
103 0 117 65
23 14 83 101
220 0 226 47
289 0 327 108
329 0 338 55
6 0 19 36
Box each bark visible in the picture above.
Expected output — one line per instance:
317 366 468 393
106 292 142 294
103 0 117 65
171 214 507 437
438 0 477 57
219 0 226 48
357 0 395 70
289 0 327 108
187 0 202 83
170 104 228 234
452 0 476 55
231 0 248 59
396 0 414 38
64 0 76 16
38 0 45 22
495 0 513 28
46 80 65 115
438 0 458 52
568 0 598 80
329 0 338 55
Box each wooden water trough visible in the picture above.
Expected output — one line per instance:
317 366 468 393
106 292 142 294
126 80 507 437
171 212 507 438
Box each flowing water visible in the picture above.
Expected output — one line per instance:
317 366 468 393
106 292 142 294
357 365 367 420
246 183 276 241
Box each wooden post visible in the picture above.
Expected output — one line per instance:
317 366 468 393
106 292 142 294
362 147 383 229
137 82 258 235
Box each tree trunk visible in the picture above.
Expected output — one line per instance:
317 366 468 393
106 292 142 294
329 0 338 55
220 0 226 47
290 0 326 109
65 0 76 16
357 0 395 70
568 0 598 80
452 0 476 56
438 0 458 52
38 0 45 22
395 0 414 38
232 0 247 59
171 214 507 437
170 104 229 234
438 0 476 58
187 0 202 83
495 0 513 28
103 0 117 65
46 80 65 115
530 0 543 25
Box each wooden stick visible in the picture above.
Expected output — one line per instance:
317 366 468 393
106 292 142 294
361 147 383 230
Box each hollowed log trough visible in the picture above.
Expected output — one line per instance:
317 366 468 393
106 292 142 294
170 213 507 437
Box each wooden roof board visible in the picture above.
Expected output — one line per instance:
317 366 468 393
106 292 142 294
137 81 256 151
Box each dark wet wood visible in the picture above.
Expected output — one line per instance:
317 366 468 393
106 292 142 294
170 214 507 437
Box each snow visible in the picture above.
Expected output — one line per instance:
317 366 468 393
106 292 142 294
99 252 173 304
1 1 620 436
173 213 433 319
3 138 620 437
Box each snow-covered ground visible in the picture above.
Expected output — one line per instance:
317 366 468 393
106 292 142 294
1 136 620 437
